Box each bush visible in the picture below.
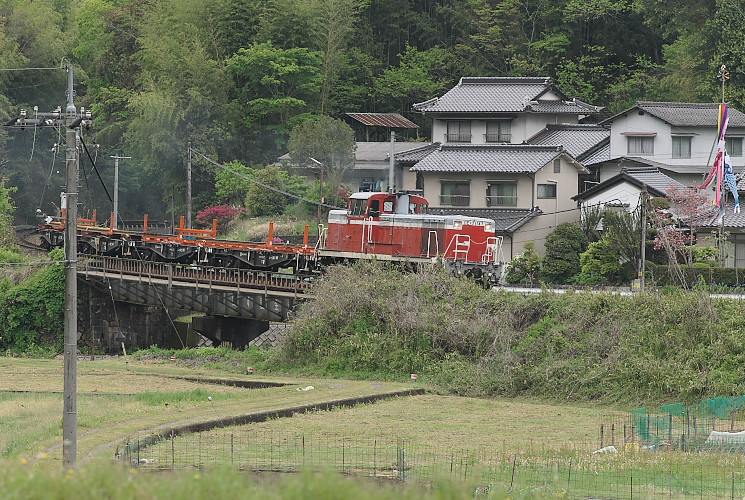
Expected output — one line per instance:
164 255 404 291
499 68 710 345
195 205 246 233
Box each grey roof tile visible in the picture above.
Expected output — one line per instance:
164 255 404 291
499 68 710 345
395 142 440 163
526 124 609 160
412 77 601 115
410 144 564 173
602 102 745 127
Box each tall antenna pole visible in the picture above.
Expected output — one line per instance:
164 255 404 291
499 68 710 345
186 142 192 228
63 64 79 468
110 155 131 229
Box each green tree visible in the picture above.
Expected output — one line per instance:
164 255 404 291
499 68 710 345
541 223 588 284
504 241 541 285
227 41 323 133
578 238 623 284
244 165 288 217
374 45 452 113
288 115 356 189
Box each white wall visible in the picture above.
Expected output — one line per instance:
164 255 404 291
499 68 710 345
429 113 581 145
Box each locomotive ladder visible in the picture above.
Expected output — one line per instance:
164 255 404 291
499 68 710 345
453 234 471 261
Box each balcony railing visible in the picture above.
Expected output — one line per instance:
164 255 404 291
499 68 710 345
439 194 470 206
444 133 472 143
484 133 511 143
486 195 517 207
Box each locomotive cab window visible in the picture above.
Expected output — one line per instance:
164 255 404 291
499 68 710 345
368 199 381 218
348 198 367 217
409 202 416 214
383 200 394 213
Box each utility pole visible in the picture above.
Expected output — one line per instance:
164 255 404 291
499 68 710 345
388 131 396 193
110 155 131 229
640 184 648 292
5 65 93 468
186 142 192 228
310 157 324 227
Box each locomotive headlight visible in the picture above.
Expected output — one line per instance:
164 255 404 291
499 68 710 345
485 222 494 232
454 220 463 229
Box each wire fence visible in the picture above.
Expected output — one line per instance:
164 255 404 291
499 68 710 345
121 430 745 499
600 395 745 454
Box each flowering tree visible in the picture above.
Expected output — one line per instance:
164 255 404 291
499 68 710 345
196 205 246 233
652 185 711 265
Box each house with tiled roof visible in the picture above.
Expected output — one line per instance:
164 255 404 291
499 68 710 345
405 77 605 258
408 144 588 258
588 102 745 188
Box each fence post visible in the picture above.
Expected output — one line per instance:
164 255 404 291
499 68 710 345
303 435 306 467
669 414 673 445
231 433 234 465
567 458 571 492
611 423 615 446
600 424 604 448
171 432 175 469
510 454 517 490
373 439 376 477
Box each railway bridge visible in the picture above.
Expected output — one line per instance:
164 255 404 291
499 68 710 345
77 255 309 353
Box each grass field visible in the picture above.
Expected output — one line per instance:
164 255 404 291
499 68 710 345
4 356 745 499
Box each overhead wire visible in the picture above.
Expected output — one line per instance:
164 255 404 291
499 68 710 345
190 148 346 210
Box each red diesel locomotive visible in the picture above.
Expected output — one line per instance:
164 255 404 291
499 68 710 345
318 191 503 281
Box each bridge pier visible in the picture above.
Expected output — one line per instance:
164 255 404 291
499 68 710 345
79 284 192 354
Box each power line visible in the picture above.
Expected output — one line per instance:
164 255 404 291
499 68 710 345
189 148 346 210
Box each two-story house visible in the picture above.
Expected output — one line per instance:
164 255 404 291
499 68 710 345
404 77 607 258
577 102 745 267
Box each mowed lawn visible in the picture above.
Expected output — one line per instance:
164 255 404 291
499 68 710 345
0 357 613 468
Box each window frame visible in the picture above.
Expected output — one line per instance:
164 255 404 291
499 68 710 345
627 136 655 155
445 121 472 143
440 180 471 206
537 183 557 199
485 120 512 143
726 137 743 157
672 135 692 159
486 181 518 207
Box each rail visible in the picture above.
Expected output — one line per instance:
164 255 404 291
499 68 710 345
77 255 311 294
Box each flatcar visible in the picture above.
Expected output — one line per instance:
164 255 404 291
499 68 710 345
37 191 504 282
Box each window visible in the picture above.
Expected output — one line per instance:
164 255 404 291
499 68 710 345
486 182 517 207
445 121 471 142
537 184 557 199
672 136 691 158
440 181 470 206
485 121 511 143
348 198 367 217
553 158 561 173
627 136 654 155
727 137 743 157
383 200 394 213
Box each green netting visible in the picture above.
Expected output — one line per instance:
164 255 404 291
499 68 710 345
657 402 685 417
708 397 732 419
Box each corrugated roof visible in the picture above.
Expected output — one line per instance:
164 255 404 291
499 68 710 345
410 144 565 173
602 102 745 127
428 207 542 232
346 113 419 129
526 124 609 160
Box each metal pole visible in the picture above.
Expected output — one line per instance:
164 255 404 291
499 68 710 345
113 157 118 228
63 64 78 468
388 131 395 192
110 155 131 230
186 142 192 228
640 184 647 292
